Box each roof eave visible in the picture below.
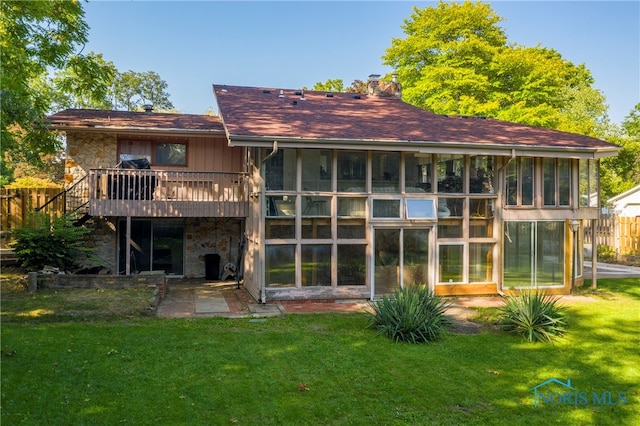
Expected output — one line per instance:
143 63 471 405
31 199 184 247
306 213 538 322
49 124 225 138
227 134 621 159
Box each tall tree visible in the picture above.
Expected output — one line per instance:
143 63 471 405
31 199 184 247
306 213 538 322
0 0 112 185
382 1 608 133
600 104 640 201
113 70 174 111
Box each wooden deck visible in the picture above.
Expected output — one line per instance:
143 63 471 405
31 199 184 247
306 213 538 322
88 169 248 217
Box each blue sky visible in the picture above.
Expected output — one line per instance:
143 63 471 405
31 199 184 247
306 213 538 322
82 1 639 125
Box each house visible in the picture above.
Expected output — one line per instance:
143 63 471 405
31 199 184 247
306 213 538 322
47 76 619 302
212 77 618 302
47 109 247 278
607 184 640 217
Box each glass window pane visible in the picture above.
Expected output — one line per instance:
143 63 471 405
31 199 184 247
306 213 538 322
405 154 433 193
338 197 366 217
265 148 296 191
469 199 494 238
302 218 332 239
302 244 332 286
266 245 295 287
337 151 366 192
372 152 400 193
438 219 463 238
536 221 564 286
337 219 366 239
558 159 570 206
439 244 463 283
267 195 295 217
302 195 330 216
302 149 332 191
375 229 400 296
155 143 186 166
579 159 589 207
505 160 517 205
589 160 599 207
403 229 429 286
405 199 436 219
372 199 400 218
437 154 464 193
469 243 493 283
438 197 463 217
521 158 534 206
265 219 295 239
469 155 494 193
338 244 366 286
503 222 534 287
543 158 556 206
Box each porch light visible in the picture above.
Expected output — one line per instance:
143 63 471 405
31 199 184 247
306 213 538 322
569 219 580 233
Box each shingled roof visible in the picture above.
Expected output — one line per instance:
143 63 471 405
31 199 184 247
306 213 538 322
213 84 618 158
47 109 224 134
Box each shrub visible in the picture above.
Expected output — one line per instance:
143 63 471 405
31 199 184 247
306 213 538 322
498 291 567 343
11 213 95 272
367 285 451 343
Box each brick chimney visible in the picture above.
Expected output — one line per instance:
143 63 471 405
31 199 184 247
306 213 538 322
367 74 401 98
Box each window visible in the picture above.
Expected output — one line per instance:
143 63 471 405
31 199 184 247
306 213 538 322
543 158 570 207
337 244 366 286
372 152 400 193
405 199 437 220
265 148 296 191
155 143 186 166
337 151 366 192
579 159 599 207
506 157 534 206
405 154 433 192
503 221 565 288
439 244 464 283
302 244 332 286
302 149 332 191
469 155 494 194
372 199 400 218
266 245 296 287
437 154 464 193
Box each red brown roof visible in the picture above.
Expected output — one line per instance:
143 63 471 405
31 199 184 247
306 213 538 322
213 85 618 155
47 109 224 133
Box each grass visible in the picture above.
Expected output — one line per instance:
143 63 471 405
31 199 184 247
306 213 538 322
1 275 639 425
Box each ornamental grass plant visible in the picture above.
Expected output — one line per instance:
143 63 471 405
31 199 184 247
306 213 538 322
499 290 567 343
367 284 451 343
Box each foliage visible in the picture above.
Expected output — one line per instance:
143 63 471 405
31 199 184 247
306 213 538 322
312 79 345 93
0 0 111 183
499 291 567 343
3 177 63 189
10 213 94 272
367 285 451 343
113 70 174 111
597 244 618 262
600 103 640 201
382 1 608 133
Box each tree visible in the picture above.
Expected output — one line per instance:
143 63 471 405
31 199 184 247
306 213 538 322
600 104 640 201
382 1 607 132
313 79 345 93
113 70 174 111
0 0 112 185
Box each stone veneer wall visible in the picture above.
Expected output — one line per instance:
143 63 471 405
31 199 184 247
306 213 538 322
65 132 117 186
185 217 243 278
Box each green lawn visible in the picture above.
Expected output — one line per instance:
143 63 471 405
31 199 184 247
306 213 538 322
1 278 638 425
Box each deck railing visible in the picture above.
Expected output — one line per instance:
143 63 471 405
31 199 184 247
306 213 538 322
89 169 248 217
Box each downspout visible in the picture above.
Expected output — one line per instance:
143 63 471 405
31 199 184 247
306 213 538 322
496 149 515 296
259 141 278 304
261 141 278 164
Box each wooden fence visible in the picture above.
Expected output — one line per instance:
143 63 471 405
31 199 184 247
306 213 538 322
584 214 640 256
0 188 64 233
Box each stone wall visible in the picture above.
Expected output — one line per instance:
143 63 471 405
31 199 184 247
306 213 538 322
65 132 118 185
36 271 167 299
185 217 243 278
